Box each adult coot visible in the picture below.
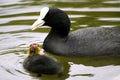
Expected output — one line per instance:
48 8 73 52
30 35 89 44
31 7 120 56
23 43 63 77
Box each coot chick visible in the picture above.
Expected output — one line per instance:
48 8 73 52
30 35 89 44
31 7 120 56
23 43 63 77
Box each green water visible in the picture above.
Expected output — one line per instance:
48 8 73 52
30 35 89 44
0 0 120 80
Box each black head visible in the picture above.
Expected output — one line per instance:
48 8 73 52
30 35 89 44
32 7 71 36
43 8 71 36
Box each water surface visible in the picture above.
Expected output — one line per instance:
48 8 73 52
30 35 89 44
0 0 120 80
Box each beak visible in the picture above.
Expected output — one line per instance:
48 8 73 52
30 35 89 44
31 7 49 30
31 18 45 30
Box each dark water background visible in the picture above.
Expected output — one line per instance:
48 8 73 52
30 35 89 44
0 0 120 80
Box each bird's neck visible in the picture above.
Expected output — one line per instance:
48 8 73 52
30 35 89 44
44 29 67 45
51 25 70 37
43 28 69 55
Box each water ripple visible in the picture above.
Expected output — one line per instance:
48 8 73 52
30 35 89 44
67 63 120 80
0 6 43 16
0 25 30 32
62 7 120 12
0 53 37 80
0 0 120 80
98 18 120 21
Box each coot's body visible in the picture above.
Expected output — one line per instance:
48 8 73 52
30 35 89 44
44 27 120 56
31 7 120 56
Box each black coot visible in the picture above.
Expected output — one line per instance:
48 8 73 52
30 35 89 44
31 7 120 56
23 43 62 77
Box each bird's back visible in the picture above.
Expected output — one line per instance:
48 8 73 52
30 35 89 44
65 27 120 56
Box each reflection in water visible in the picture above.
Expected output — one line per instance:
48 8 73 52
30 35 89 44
67 63 120 80
0 53 35 80
0 0 120 80
98 18 120 21
62 7 120 12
